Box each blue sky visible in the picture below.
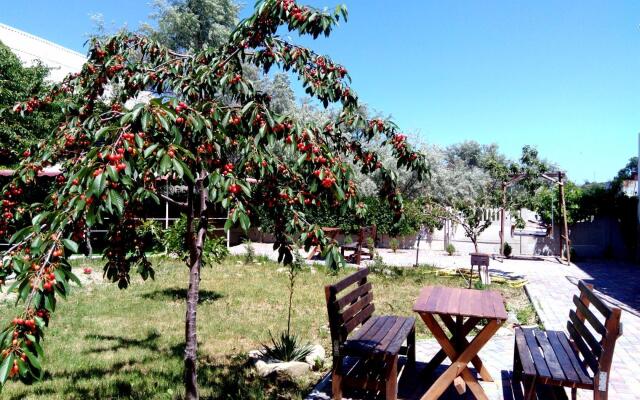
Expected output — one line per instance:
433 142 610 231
2 0 638 183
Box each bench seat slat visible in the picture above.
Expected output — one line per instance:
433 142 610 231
344 316 414 356
545 330 581 384
533 328 566 381
515 329 593 386
515 327 537 376
554 330 593 385
522 327 552 378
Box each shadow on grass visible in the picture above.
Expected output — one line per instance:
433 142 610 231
7 331 307 400
141 287 224 304
83 330 162 354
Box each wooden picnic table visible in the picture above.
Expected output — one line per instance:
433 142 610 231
413 286 508 400
306 227 341 260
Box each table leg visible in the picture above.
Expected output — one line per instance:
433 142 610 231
419 314 501 400
423 316 481 377
441 315 494 382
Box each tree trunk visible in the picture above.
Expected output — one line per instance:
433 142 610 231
184 177 209 400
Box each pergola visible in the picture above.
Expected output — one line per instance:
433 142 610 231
499 171 571 265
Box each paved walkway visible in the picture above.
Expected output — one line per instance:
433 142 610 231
231 243 640 399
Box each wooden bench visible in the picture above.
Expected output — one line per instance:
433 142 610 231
324 267 415 400
341 225 376 265
513 281 623 400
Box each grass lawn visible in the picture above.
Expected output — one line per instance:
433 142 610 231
0 255 537 399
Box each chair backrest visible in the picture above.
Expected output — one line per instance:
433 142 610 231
324 268 375 356
568 281 622 378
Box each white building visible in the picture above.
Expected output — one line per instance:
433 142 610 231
622 177 638 197
0 22 85 82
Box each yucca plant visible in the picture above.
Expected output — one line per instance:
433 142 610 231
260 331 313 362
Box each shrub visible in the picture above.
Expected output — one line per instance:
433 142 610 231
446 243 456 256
389 238 399 253
503 242 512 258
243 239 255 264
136 219 164 252
162 216 229 264
260 331 313 362
163 216 187 254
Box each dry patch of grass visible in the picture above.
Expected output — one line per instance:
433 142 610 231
0 256 536 399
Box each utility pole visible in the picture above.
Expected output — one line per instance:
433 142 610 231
500 182 506 256
559 171 571 265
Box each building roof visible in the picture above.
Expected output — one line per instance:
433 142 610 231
0 22 86 82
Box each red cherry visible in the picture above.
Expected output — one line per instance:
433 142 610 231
229 184 240 194
167 150 175 158
176 117 185 124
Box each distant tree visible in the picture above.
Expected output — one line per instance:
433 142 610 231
141 0 239 52
611 156 638 193
0 41 63 166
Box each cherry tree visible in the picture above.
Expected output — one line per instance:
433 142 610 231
0 0 427 398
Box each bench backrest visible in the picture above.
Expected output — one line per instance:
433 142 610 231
568 281 622 379
324 268 375 356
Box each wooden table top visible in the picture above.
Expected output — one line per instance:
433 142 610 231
413 286 508 321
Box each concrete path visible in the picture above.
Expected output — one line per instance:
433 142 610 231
231 243 640 399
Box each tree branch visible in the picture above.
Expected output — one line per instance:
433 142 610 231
160 194 188 209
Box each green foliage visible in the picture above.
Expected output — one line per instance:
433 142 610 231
389 238 399 253
445 243 456 256
0 41 64 166
136 219 165 251
163 216 188 254
503 242 512 258
243 239 255 264
163 216 229 264
260 331 313 362
368 254 389 274
142 0 239 52
0 0 427 392
473 280 487 290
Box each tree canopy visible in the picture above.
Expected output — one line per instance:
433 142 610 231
0 41 64 166
0 1 427 397
141 0 239 52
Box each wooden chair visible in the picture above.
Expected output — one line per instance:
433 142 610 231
341 225 376 265
324 268 415 400
513 281 623 400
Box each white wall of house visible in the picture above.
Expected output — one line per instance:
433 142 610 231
0 22 85 82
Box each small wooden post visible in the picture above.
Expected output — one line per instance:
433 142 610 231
558 172 571 265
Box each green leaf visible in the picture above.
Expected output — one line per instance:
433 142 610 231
144 143 159 158
160 154 171 173
67 271 82 287
61 239 79 253
23 349 41 370
0 353 14 385
110 190 124 214
171 158 184 178
239 212 250 231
